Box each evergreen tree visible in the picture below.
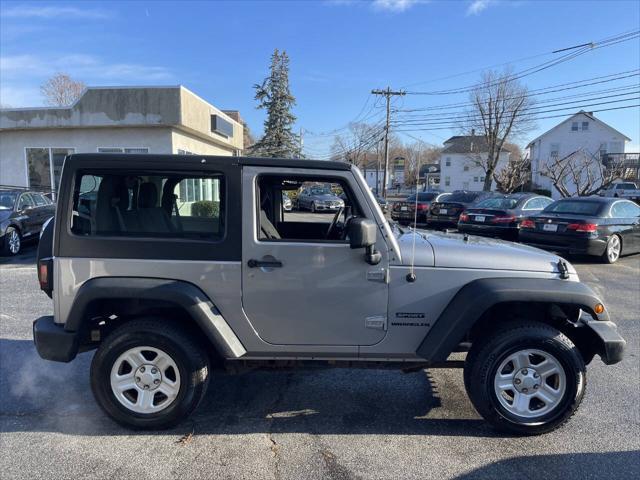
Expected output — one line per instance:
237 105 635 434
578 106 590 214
250 49 299 158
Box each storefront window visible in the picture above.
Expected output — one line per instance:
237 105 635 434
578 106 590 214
26 148 51 189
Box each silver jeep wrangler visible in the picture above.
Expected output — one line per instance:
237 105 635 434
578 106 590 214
33 154 625 434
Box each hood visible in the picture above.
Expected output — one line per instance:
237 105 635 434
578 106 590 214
313 194 342 202
394 229 576 275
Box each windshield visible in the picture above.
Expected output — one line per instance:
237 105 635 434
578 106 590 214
616 183 637 189
0 192 18 210
544 200 603 216
475 197 519 209
310 187 332 195
446 192 480 203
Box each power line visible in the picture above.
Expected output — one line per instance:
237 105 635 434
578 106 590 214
392 91 640 126
398 28 640 90
395 70 640 114
403 31 639 96
392 104 640 133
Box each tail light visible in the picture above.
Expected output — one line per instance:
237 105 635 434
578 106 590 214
567 223 598 232
38 257 54 295
417 203 429 211
491 215 517 224
459 213 469 222
520 219 535 229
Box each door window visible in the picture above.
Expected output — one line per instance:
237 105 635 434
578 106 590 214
524 197 552 210
31 193 47 206
256 175 359 243
18 193 34 210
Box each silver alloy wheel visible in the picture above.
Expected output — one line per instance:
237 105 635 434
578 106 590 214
110 346 181 414
607 235 621 262
8 229 20 254
493 349 566 419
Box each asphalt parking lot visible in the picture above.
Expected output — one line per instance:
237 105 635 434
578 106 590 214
0 245 638 480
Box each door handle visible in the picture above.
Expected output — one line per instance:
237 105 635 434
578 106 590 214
247 259 283 268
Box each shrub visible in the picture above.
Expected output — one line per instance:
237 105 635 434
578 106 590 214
191 200 220 217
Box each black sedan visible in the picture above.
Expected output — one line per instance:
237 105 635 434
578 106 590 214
519 197 640 263
391 192 450 225
426 191 500 229
0 187 56 255
457 193 553 240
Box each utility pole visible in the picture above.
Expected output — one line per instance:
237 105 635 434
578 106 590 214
371 87 405 198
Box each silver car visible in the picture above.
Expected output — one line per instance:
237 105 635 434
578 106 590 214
296 185 344 212
32 154 625 434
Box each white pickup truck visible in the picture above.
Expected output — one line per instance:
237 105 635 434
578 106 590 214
600 182 640 201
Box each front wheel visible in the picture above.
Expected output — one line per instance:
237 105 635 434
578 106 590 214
310 202 316 213
91 318 210 430
464 321 586 435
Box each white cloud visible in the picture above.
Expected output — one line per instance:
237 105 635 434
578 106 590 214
1 4 111 19
0 53 174 107
372 0 420 12
326 0 426 12
466 0 496 15
0 53 172 81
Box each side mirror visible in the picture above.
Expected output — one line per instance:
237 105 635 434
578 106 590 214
347 217 381 265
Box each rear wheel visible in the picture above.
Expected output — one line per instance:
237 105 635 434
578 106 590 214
2 226 21 256
91 318 210 430
464 321 586 435
310 202 316 213
601 234 621 264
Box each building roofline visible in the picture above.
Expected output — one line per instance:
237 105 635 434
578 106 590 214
0 85 186 112
525 110 631 148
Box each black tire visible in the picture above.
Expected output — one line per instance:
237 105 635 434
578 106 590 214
2 226 21 256
601 234 621 264
464 321 586 435
91 318 210 430
311 202 316 213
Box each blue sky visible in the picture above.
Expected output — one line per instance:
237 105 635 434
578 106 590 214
1 0 639 156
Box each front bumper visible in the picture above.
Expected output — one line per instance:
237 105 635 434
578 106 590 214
314 205 342 212
577 314 626 365
33 315 78 362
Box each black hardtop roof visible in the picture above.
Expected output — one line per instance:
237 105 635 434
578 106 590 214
65 153 351 171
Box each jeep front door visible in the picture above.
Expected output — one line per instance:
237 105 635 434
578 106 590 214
241 167 390 346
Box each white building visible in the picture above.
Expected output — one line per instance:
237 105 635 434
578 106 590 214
526 111 631 199
0 86 244 193
439 134 510 191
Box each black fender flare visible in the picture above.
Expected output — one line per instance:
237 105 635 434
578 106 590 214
64 277 246 359
416 277 610 362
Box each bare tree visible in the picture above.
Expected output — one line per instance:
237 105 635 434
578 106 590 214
41 73 86 106
541 149 626 197
463 69 535 191
401 142 441 187
493 142 530 193
331 122 382 167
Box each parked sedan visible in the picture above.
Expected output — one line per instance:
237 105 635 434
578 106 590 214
519 197 640 263
458 193 554 240
426 191 500 229
391 192 450 225
0 187 56 255
297 186 344 213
